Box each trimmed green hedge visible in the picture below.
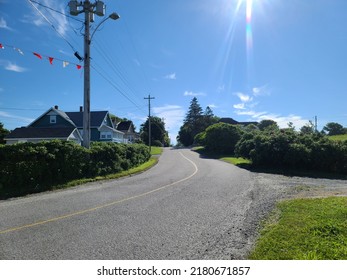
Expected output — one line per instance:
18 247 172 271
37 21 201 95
0 141 150 199
235 130 347 174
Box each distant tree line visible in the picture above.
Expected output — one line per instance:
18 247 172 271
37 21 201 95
176 98 347 175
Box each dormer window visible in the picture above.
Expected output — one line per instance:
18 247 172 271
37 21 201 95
50 115 57 124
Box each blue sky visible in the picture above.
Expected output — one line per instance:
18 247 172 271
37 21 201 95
1 0 347 144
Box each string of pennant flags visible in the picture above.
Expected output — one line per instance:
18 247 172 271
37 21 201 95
0 42 83 70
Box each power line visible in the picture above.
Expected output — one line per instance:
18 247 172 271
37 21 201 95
29 0 84 23
26 0 77 53
93 40 141 102
91 64 146 114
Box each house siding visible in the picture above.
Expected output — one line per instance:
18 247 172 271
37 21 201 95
31 115 75 128
91 128 101 142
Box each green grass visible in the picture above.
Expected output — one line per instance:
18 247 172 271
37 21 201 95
150 146 163 155
328 134 347 141
220 157 252 167
55 157 158 190
192 146 252 167
249 196 347 260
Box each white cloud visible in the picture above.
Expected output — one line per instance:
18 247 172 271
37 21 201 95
0 17 13 31
234 109 308 129
25 0 69 36
252 84 271 96
152 105 185 144
235 110 267 118
164 73 176 80
232 85 307 129
258 114 308 129
0 111 34 124
208 104 218 109
184 91 206 97
235 92 253 102
233 103 245 110
4 62 27 73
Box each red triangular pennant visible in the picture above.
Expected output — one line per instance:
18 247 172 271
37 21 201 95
48 57 54 65
33 52 42 59
76 65 82 70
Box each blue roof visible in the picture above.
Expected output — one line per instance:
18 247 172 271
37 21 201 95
65 111 109 128
6 127 78 139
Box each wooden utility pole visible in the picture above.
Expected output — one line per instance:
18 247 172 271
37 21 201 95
68 0 119 148
144 94 155 152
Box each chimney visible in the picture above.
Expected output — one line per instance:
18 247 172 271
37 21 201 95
54 105 58 110
80 106 83 112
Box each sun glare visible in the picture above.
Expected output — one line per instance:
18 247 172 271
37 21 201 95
216 0 257 90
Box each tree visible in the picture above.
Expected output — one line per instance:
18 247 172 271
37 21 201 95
0 122 9 144
300 121 315 134
140 117 169 146
177 97 204 146
323 122 345 136
177 98 220 146
183 97 203 126
287 122 295 131
203 106 219 129
258 119 279 131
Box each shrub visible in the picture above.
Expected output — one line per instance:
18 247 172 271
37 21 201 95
205 123 242 154
194 131 206 146
0 141 150 199
235 128 347 175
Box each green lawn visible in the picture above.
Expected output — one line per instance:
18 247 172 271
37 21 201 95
192 146 252 167
328 134 347 141
150 146 163 155
57 157 159 190
220 157 252 167
249 196 347 260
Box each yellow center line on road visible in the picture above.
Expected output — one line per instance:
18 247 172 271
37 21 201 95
0 152 198 235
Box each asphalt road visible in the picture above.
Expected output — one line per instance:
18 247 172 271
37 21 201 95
1 148 346 260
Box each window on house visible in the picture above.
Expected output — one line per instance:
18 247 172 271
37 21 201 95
50 115 57 124
101 132 112 139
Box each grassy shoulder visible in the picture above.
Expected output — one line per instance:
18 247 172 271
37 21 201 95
192 146 252 167
220 157 252 167
150 146 163 155
55 157 159 190
249 196 347 260
328 134 347 141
